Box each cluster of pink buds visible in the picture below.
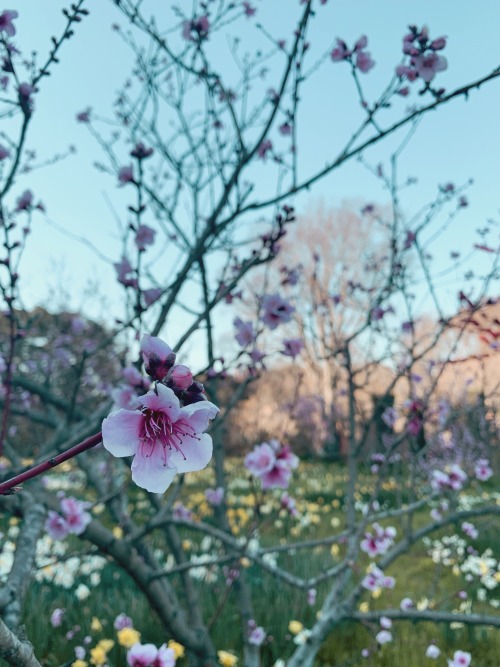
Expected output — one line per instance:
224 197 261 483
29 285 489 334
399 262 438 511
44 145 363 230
182 15 210 41
396 25 447 87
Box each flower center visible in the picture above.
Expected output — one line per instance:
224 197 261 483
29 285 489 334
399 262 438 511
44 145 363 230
140 408 198 463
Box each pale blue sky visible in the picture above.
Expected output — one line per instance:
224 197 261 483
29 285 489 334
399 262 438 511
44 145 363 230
7 1 500 342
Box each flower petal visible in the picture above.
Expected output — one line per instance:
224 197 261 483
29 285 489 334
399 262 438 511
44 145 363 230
181 400 219 432
131 447 178 493
102 409 142 457
167 432 213 473
140 384 181 421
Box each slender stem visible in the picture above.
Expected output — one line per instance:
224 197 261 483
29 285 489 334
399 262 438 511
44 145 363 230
0 431 102 495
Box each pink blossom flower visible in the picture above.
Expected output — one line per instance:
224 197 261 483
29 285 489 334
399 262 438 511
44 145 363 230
234 317 255 347
118 165 134 185
0 9 18 36
205 486 224 506
360 524 396 557
45 511 70 540
112 385 140 410
248 624 266 646
155 644 176 667
426 644 441 659
182 15 210 41
257 139 273 159
127 643 159 667
380 617 392 629
279 122 292 136
330 38 350 62
246 439 299 490
140 334 176 381
261 293 295 330
102 383 218 493
15 189 34 211
400 597 414 610
18 82 35 103
414 52 447 83
447 464 467 490
242 2 256 17
50 608 65 628
0 144 10 161
114 613 133 630
123 366 145 387
282 338 304 359
135 224 156 251
356 49 375 73
244 442 275 476
114 256 136 287
461 522 478 539
60 497 92 535
143 287 163 307
474 458 492 481
172 502 192 520
447 650 471 667
362 565 395 591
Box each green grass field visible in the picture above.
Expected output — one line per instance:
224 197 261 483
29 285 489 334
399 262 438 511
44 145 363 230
1 461 498 667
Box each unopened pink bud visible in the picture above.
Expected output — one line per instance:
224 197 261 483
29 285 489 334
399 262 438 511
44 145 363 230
170 364 193 390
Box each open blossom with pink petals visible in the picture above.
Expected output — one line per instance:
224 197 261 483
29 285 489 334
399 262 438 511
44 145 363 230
430 464 467 492
331 35 374 73
261 293 295 330
127 642 175 667
114 256 137 288
234 317 255 347
244 439 298 489
0 10 18 36
282 338 304 359
135 224 156 251
45 496 92 540
360 523 396 557
474 458 492 481
362 565 395 591
447 650 471 667
414 52 447 83
102 383 218 493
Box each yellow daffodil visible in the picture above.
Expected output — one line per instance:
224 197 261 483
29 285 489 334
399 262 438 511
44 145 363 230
90 617 102 632
168 640 185 658
117 627 141 648
288 620 303 635
218 650 238 666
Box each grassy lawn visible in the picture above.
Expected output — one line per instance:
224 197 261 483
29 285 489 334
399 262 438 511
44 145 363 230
0 461 498 666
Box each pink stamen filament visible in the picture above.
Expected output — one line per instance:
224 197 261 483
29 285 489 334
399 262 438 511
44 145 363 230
140 408 200 462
